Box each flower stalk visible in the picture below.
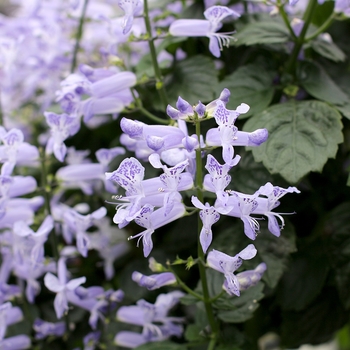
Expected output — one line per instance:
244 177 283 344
143 0 169 109
285 0 318 75
71 0 90 73
194 117 219 348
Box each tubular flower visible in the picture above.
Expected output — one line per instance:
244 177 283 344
169 6 240 57
207 244 257 296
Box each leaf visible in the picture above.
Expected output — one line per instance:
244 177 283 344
165 55 219 106
277 242 329 311
325 202 350 309
230 148 273 194
243 100 343 183
216 284 265 323
298 61 349 105
217 64 275 118
234 20 290 46
309 38 346 62
281 287 348 348
185 324 206 342
254 224 297 289
135 341 187 350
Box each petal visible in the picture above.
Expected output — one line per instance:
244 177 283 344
200 227 212 253
209 36 221 58
114 331 146 348
237 244 257 260
44 273 64 293
66 276 87 290
54 292 68 319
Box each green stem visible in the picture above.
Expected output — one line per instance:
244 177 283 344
40 150 59 261
285 0 318 75
195 120 219 349
305 13 336 42
143 0 168 109
168 266 205 301
130 89 169 125
277 0 297 41
70 0 89 73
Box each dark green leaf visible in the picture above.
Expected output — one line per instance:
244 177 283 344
165 55 218 106
243 100 343 183
277 243 329 311
254 224 297 289
309 38 346 62
234 21 290 46
281 287 348 348
217 64 275 118
185 324 206 342
216 284 265 323
135 341 187 350
230 148 273 194
325 202 350 309
298 61 348 105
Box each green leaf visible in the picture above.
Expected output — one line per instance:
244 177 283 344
185 324 206 342
230 148 273 194
254 224 297 289
135 341 187 350
217 64 275 118
281 287 348 348
243 100 343 183
277 242 329 311
216 284 265 323
325 202 350 309
298 61 349 105
234 20 290 46
165 55 218 106
309 38 346 62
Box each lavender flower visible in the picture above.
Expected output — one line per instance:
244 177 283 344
44 112 81 162
236 262 267 291
128 202 186 257
254 182 300 237
33 319 66 340
191 196 220 253
169 6 240 57
116 291 184 348
207 244 257 296
132 271 176 290
44 258 86 319
117 0 143 34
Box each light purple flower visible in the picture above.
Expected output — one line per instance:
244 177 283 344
236 262 267 291
254 182 300 237
117 0 143 34
44 258 86 319
128 202 186 257
203 154 240 205
0 128 39 175
216 191 260 240
191 196 220 253
169 6 240 57
132 271 176 290
116 291 184 348
44 112 81 162
33 318 66 340
207 244 257 296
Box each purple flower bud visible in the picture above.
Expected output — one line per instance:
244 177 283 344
176 96 193 115
195 101 206 118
